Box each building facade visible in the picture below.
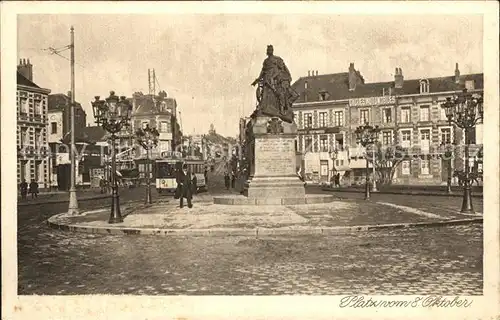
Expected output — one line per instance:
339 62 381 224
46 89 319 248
114 91 183 171
291 63 483 185
16 59 51 189
48 92 88 189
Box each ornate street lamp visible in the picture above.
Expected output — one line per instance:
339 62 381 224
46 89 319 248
441 142 454 195
355 123 380 200
135 124 159 204
441 88 483 213
92 91 132 223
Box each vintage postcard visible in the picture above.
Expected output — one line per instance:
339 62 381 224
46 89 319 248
1 1 499 319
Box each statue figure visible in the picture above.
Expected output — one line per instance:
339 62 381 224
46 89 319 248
251 45 299 123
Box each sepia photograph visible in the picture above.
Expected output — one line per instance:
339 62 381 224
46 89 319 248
2 2 499 320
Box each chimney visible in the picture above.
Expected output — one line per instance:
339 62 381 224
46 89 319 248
17 58 33 81
348 63 356 91
455 63 460 83
308 70 310 77
394 67 404 89
316 70 319 76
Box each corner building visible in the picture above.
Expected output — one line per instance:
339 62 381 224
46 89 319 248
291 63 483 185
16 59 51 189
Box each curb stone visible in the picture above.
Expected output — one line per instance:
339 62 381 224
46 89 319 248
46 212 483 237
321 188 483 198
18 194 110 207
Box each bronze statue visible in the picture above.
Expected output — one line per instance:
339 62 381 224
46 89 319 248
251 45 299 123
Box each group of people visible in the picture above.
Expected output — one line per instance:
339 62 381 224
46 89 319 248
19 179 39 200
330 173 342 188
224 170 237 190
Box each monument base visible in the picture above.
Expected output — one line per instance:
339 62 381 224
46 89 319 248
243 175 305 199
213 194 335 206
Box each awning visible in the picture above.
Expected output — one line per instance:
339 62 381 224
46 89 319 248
333 166 351 171
349 158 373 169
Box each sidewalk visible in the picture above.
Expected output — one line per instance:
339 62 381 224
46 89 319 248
47 197 482 237
18 189 110 206
321 185 483 198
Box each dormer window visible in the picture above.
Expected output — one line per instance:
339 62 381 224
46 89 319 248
318 91 329 101
419 79 430 94
465 80 475 90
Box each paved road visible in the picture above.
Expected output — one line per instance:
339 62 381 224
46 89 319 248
17 167 483 296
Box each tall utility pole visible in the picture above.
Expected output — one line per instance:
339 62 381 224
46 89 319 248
68 26 79 215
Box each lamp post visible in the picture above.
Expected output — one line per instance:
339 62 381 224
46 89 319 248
441 88 483 213
135 124 159 204
441 142 454 194
371 146 378 192
92 91 132 223
355 123 380 200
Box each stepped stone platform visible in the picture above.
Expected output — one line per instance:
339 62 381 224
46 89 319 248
213 194 335 205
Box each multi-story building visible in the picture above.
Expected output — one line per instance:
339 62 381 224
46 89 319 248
291 63 483 185
48 92 88 189
114 91 183 171
16 59 51 189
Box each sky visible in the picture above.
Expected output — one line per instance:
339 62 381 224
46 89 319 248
17 14 483 137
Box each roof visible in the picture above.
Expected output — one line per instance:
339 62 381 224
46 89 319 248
48 93 84 111
60 126 106 144
291 72 484 103
133 94 177 116
17 72 40 88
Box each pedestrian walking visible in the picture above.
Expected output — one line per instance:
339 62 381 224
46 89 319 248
192 173 198 195
204 168 208 185
20 179 28 200
335 173 341 188
29 179 39 199
231 171 236 189
176 164 193 209
224 171 230 190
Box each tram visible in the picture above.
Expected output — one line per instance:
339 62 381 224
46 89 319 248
155 152 207 194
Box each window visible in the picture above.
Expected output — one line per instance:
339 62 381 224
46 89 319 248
34 100 41 115
400 130 412 148
440 105 448 120
382 131 392 145
20 128 27 147
304 113 313 128
382 108 392 123
304 136 313 152
20 98 28 114
34 130 41 149
318 112 327 127
160 121 169 132
420 80 429 93
319 93 327 101
420 159 430 175
419 106 430 122
319 135 328 152
304 81 308 89
420 129 430 152
401 107 411 123
51 122 57 134
334 111 343 127
440 128 452 144
402 160 411 175
359 109 369 124
465 80 475 90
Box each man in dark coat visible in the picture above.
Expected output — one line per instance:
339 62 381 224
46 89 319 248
176 164 193 208
231 171 236 189
20 179 28 200
224 171 230 190
29 179 39 199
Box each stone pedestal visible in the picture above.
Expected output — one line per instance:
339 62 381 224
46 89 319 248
243 115 305 199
